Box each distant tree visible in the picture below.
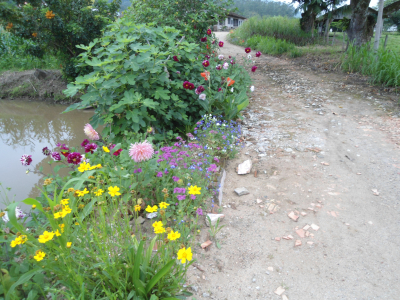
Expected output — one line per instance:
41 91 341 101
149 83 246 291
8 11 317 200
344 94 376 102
381 0 400 31
233 0 296 18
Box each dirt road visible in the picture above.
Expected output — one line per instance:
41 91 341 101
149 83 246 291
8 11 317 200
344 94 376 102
187 32 400 300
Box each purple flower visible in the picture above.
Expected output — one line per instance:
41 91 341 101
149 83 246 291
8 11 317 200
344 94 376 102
200 37 207 42
156 171 163 177
67 152 82 165
222 135 226 140
202 60 210 67
214 157 220 163
195 85 205 95
196 207 203 215
84 143 97 154
218 87 222 92
172 176 180 182
218 41 224 47
134 168 142 173
42 147 51 156
190 194 196 200
251 65 258 72
173 55 179 62
230 59 235 65
256 51 261 57
20 154 32 166
207 164 218 172
216 64 221 70
51 152 61 161
177 195 186 201
205 54 210 59
176 71 181 74
81 139 90 147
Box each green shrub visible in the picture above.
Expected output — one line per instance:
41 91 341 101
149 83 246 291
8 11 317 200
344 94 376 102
341 43 400 87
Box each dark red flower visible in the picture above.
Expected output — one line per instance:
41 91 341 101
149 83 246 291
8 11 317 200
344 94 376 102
200 37 207 42
218 41 224 47
230 59 235 65
67 152 82 165
42 147 51 156
51 152 61 161
251 65 258 72
173 55 179 62
195 85 205 95
202 60 210 67
81 139 90 147
207 29 212 35
218 87 222 92
245 47 251 53
188 83 195 90
113 149 122 156
183 81 191 89
212 40 215 44
84 143 97 154
256 51 261 57
205 54 210 59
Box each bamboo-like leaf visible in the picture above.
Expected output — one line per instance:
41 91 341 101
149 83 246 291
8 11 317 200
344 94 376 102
145 259 175 294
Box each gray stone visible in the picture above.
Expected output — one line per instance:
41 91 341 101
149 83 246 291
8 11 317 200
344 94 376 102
206 214 225 227
258 146 266 153
238 159 252 175
234 187 250 196
146 212 158 219
203 292 210 297
191 286 198 292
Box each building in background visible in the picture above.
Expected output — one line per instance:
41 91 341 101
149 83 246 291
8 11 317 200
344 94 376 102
214 12 247 31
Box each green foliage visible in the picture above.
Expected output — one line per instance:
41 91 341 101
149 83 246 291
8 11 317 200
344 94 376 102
229 16 316 46
0 26 60 73
233 0 296 18
0 0 121 79
128 0 233 43
64 21 251 141
341 42 400 87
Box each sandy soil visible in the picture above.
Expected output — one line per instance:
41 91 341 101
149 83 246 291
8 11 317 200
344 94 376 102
186 32 400 300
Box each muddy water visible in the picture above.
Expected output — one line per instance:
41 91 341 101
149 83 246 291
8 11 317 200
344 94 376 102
0 99 93 210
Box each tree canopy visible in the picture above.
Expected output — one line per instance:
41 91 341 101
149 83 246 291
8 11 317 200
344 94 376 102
233 0 297 18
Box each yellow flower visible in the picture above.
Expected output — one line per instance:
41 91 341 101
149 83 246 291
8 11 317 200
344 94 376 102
159 202 170 209
77 188 89 197
45 10 55 19
108 186 121 197
34 250 46 262
78 162 91 172
10 239 19 247
55 229 61 236
43 178 53 186
94 189 104 196
59 224 65 233
32 204 36 209
96 164 102 169
66 242 72 248
168 230 181 241
54 212 62 219
134 204 141 212
188 185 201 195
152 221 163 228
103 146 110 153
154 225 165 234
60 198 69 205
32 32 37 37
177 247 192 264
67 188 75 193
10 235 27 247
75 222 79 226
38 231 55 243
145 205 158 213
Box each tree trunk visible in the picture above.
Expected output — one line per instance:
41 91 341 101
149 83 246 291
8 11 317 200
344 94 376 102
373 0 385 50
347 0 372 47
300 9 317 33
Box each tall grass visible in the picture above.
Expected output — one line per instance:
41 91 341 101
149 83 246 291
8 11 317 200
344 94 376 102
341 43 400 88
231 16 316 46
0 26 61 73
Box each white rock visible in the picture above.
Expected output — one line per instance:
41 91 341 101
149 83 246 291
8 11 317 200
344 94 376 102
238 159 252 175
206 214 225 226
234 187 250 196
146 212 158 219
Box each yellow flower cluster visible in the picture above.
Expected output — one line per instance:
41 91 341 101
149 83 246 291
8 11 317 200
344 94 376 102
10 235 27 247
134 204 141 212
75 188 89 197
45 10 55 19
152 221 165 234
43 178 53 186
38 230 55 243
54 201 72 219
78 161 102 172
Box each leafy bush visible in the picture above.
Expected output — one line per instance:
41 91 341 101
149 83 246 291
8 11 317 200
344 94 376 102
341 43 400 88
1 117 241 298
64 21 252 142
0 0 121 79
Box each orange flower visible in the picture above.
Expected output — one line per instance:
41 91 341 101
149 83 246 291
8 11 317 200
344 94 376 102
227 77 235 86
6 23 13 30
45 10 55 19
32 32 37 37
206 45 209 49
200 71 210 81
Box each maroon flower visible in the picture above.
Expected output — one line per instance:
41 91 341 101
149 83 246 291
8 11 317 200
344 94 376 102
251 65 258 72
195 85 205 95
84 143 97 154
256 51 261 57
183 81 191 89
67 152 82 165
200 37 207 42
188 83 195 90
173 55 179 62
212 40 215 44
81 139 90 147
216 64 221 70
245 47 251 53
205 54 210 59
42 147 51 156
51 152 61 161
218 41 224 47
110 144 123 156
218 87 222 92
57 143 69 157
230 59 235 65
20 154 32 166
207 29 212 35
202 60 210 67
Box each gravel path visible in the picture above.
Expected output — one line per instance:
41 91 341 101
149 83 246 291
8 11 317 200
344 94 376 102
186 32 400 300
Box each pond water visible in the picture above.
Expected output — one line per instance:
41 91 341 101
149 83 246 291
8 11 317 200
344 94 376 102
0 99 93 210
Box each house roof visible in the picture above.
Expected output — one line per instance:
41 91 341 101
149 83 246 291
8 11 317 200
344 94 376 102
318 6 377 21
227 11 247 19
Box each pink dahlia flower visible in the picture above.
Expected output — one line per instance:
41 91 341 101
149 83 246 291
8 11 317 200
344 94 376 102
84 123 99 140
20 154 32 166
129 141 154 162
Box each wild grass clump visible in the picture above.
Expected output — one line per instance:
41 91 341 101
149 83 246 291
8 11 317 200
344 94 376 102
230 16 315 46
341 43 400 88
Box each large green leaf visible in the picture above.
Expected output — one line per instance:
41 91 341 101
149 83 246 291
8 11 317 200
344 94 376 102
5 268 42 300
22 198 44 213
145 260 175 294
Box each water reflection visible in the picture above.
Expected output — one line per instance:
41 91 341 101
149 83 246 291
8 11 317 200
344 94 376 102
0 99 92 209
